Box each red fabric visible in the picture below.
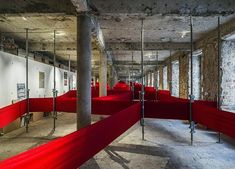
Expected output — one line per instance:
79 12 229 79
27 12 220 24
145 101 190 120
0 100 27 128
113 81 130 91
0 103 141 169
29 98 53 112
92 100 134 115
193 102 235 138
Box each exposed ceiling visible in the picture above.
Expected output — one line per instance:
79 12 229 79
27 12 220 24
0 0 235 80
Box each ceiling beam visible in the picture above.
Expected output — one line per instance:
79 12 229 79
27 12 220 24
113 60 164 66
0 0 77 15
29 42 101 51
29 41 191 51
106 42 191 51
91 0 235 16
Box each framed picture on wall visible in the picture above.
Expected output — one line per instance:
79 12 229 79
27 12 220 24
39 72 45 88
17 83 25 99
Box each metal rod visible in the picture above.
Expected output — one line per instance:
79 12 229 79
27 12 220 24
52 30 57 132
25 28 30 133
132 51 134 100
156 51 159 100
217 16 222 144
68 55 71 91
140 18 145 140
189 16 195 146
0 32 3 51
169 49 172 94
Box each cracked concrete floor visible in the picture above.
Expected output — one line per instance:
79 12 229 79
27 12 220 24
1 113 235 169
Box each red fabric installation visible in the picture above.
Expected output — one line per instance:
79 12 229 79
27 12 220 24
0 100 26 128
29 98 53 112
0 103 141 169
145 101 190 120
113 81 130 91
193 102 235 138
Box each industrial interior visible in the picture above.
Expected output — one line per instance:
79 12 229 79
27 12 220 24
0 0 235 169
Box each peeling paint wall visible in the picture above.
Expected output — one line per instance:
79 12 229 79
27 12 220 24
200 40 219 101
221 40 235 112
179 54 189 99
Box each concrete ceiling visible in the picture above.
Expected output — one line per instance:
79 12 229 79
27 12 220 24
1 0 235 79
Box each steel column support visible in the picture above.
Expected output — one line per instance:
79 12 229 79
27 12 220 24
169 49 172 94
25 28 30 133
217 16 222 144
68 54 71 90
0 32 3 51
131 51 134 100
189 16 195 146
140 18 145 140
52 30 57 132
156 51 159 100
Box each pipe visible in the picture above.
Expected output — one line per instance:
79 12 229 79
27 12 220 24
156 51 159 100
132 51 134 100
0 32 3 51
140 18 145 140
189 16 195 146
217 16 222 144
52 30 57 132
25 28 30 133
169 49 172 94
69 55 71 90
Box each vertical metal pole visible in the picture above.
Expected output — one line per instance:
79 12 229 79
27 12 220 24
25 28 30 133
217 16 222 144
156 51 159 100
169 49 172 94
132 51 134 100
52 30 57 132
0 32 3 51
140 18 145 140
189 16 195 146
68 55 71 91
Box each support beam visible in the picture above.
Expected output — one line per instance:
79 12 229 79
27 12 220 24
99 51 107 97
25 28 30 133
29 42 191 51
52 30 57 132
106 42 191 51
217 16 222 144
0 0 76 14
140 18 145 141
77 13 92 130
92 0 235 16
113 60 164 66
189 16 195 146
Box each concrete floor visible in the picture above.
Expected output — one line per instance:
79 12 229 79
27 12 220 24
1 113 235 169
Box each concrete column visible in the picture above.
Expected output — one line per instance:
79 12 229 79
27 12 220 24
99 51 107 96
77 14 92 130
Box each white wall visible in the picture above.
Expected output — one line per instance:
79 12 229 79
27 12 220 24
0 51 76 108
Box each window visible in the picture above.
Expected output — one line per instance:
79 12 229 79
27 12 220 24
221 40 235 113
39 72 45 88
163 66 168 90
188 51 201 100
172 61 179 97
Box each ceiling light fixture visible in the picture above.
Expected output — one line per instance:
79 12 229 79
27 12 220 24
180 30 190 38
22 17 27 21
